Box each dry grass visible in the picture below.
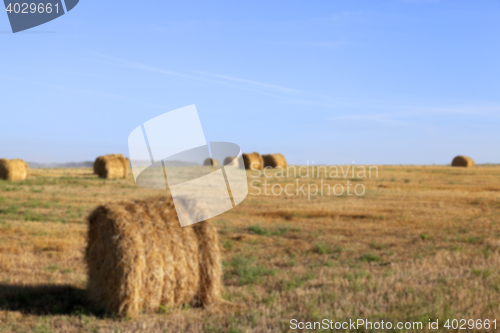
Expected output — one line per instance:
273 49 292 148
0 165 500 332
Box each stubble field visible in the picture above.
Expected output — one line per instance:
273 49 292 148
1 165 500 332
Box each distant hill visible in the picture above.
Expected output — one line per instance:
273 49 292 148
27 161 94 169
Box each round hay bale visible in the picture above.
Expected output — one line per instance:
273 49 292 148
203 158 220 168
85 196 222 317
451 155 475 167
93 154 129 179
223 156 240 167
262 154 287 169
242 152 263 170
0 159 30 181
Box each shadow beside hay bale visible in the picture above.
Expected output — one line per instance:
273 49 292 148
93 154 129 179
0 159 30 181
0 284 105 317
85 196 222 317
452 156 475 167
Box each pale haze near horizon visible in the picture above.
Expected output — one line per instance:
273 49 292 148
1 0 499 165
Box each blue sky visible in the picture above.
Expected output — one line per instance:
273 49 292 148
1 0 499 165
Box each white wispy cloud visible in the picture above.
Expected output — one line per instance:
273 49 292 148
328 103 500 128
196 71 302 93
90 53 500 123
92 53 353 109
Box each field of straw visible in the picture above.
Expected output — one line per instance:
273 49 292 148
1 165 500 332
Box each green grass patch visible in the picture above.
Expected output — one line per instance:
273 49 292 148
30 187 45 193
471 268 492 279
282 272 315 290
369 242 388 250
26 200 44 208
313 242 343 255
225 256 274 285
157 304 171 314
0 204 20 215
44 265 60 273
465 236 483 244
24 212 46 222
344 270 371 281
359 253 381 262
247 224 300 237
222 240 234 249
247 225 270 236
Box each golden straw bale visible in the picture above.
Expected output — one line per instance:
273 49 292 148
262 154 287 169
124 157 130 177
0 159 30 181
451 155 475 167
242 152 263 170
93 154 129 179
85 196 222 317
174 197 222 305
203 158 220 168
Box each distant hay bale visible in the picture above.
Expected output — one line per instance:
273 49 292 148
262 154 287 169
93 154 129 179
85 196 222 317
223 156 240 167
0 159 30 181
451 156 475 167
242 152 263 170
203 158 220 168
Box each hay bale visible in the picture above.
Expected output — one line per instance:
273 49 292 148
203 158 220 168
85 196 222 317
451 155 475 167
242 152 263 170
262 154 287 169
0 159 30 181
93 154 129 179
223 156 240 167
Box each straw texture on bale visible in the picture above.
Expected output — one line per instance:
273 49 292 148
223 156 240 167
262 154 287 169
85 196 222 317
93 154 129 179
203 158 220 168
451 155 475 167
0 159 30 181
242 152 263 170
